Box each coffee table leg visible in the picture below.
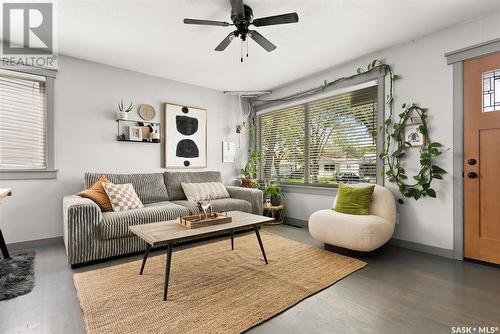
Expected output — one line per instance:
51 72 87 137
139 244 150 275
231 231 234 250
163 243 173 301
0 229 10 259
254 226 268 264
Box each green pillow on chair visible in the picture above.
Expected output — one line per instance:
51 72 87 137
333 183 375 215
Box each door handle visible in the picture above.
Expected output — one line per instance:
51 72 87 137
467 172 478 179
467 159 477 165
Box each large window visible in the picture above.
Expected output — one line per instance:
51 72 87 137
259 83 378 186
0 68 56 178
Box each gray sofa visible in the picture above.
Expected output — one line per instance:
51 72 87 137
63 171 263 266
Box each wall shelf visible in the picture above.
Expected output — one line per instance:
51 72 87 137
116 119 161 143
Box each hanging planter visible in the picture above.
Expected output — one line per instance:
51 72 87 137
379 103 446 204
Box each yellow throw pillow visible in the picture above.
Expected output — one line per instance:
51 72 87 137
333 183 375 215
77 175 113 212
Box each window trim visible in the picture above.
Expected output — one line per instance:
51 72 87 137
0 65 58 180
255 69 386 190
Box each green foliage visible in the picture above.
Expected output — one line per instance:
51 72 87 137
241 150 260 179
251 182 261 189
118 99 134 112
264 183 281 198
354 59 446 204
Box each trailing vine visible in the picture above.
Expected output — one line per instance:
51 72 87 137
357 60 446 203
252 59 446 203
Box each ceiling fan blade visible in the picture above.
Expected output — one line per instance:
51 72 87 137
229 0 245 19
215 32 236 51
252 12 299 27
249 30 276 52
183 18 231 27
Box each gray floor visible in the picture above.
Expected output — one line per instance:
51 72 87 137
1 224 499 334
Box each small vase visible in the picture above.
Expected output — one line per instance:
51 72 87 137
117 111 128 120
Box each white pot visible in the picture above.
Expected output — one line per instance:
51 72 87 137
117 111 129 120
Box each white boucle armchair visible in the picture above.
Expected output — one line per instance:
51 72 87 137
308 184 396 253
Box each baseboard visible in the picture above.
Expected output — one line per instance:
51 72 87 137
388 238 454 259
284 216 455 259
284 217 307 228
7 236 63 251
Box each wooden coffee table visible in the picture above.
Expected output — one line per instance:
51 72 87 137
129 210 274 301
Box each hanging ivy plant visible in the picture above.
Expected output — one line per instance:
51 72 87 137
357 59 446 203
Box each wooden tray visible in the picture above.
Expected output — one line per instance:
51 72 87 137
177 213 232 229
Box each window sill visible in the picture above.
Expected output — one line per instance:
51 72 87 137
0 169 58 180
280 184 338 196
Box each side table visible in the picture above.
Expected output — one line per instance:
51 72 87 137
263 204 285 225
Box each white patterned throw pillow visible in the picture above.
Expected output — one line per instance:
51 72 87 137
102 182 144 212
181 182 230 202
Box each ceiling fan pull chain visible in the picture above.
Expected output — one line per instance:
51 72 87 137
246 38 249 58
240 40 243 63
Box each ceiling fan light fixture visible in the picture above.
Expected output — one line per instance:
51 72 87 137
183 0 299 59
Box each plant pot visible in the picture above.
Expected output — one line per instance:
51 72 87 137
241 178 255 188
270 195 281 206
117 111 129 120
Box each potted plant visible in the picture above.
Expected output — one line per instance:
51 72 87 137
265 183 282 206
117 99 134 120
240 150 260 187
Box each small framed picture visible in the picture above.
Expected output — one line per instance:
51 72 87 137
404 123 424 147
222 141 236 163
129 126 143 142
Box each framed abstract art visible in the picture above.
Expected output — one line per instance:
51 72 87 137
164 103 207 168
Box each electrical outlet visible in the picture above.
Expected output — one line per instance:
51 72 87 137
396 213 400 225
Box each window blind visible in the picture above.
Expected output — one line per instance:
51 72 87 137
259 104 305 183
0 70 47 169
258 84 378 185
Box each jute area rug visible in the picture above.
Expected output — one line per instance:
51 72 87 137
74 231 366 334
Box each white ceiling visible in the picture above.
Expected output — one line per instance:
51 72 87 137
56 0 499 91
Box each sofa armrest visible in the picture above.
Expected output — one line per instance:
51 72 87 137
225 186 263 215
63 195 102 265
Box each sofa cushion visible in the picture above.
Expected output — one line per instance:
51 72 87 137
334 183 375 215
164 171 222 200
85 172 169 204
181 182 230 201
129 173 170 204
172 198 252 214
99 201 189 240
77 175 113 212
102 182 144 212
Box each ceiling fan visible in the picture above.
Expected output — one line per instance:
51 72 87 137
183 0 299 61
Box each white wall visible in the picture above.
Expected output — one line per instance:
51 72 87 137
258 12 500 250
0 56 247 244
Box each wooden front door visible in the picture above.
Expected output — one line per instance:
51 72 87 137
464 52 500 265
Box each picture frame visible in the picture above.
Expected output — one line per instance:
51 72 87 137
404 123 424 147
129 126 143 142
164 102 207 168
222 141 236 163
